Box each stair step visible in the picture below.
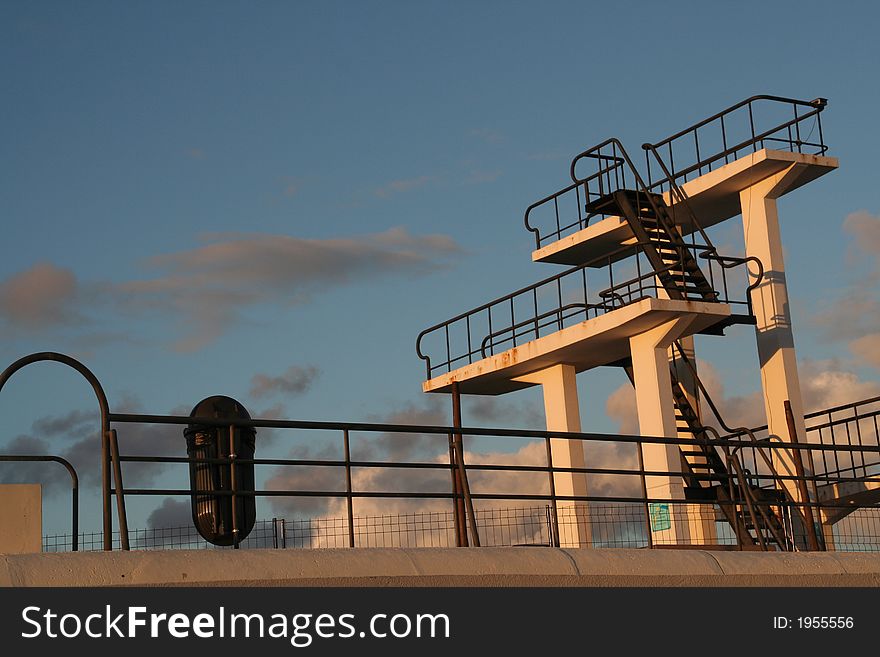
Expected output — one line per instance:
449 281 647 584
684 486 719 501
660 260 701 272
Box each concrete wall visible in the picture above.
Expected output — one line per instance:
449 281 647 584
3 547 880 587
0 484 41 555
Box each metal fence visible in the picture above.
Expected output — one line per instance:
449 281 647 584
724 395 880 485
6 353 880 555
43 503 880 553
43 507 552 552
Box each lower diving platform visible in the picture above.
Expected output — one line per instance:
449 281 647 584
422 297 730 395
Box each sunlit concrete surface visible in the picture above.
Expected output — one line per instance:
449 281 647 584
0 485 42 555
2 548 880 587
532 149 838 266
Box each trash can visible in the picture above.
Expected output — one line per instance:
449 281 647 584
184 395 256 546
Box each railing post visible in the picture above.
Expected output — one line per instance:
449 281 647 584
636 440 653 549
103 430 111 550
785 400 820 551
343 429 355 548
228 424 240 549
448 431 464 547
451 382 480 546
107 429 130 550
544 436 560 548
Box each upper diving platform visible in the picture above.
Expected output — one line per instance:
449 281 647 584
531 148 838 266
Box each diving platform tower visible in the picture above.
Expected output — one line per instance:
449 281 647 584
416 96 837 548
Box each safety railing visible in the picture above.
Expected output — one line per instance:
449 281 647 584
524 139 630 249
93 409 880 552
416 241 755 380
3 351 879 553
805 395 880 480
643 95 829 191
725 394 880 484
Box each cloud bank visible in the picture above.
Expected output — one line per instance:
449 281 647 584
0 227 461 351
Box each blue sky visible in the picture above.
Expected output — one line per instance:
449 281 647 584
2 1 880 535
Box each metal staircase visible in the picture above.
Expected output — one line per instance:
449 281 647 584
569 140 761 334
579 144 792 549
621 355 789 550
587 189 718 304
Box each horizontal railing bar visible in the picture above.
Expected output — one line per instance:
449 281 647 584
109 488 877 511
107 412 880 453
648 95 824 150
650 111 824 187
115 455 776 481
417 241 644 341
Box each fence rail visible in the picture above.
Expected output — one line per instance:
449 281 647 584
43 502 880 554
93 404 880 553
5 353 880 555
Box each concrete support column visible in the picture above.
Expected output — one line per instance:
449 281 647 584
741 168 824 549
630 317 714 545
630 318 694 499
514 364 590 547
740 171 810 496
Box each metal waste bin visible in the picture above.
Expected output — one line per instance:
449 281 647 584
184 395 256 546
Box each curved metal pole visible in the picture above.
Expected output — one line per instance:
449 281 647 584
0 455 79 551
0 352 128 551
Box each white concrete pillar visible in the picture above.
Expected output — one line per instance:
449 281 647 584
514 364 590 547
740 168 826 549
740 170 810 495
630 318 693 498
630 317 714 545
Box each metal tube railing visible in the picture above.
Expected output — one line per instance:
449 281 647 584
0 455 79 550
644 95 828 190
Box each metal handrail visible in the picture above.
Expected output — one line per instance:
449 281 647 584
700 252 765 317
524 149 626 248
571 137 722 262
640 143 724 253
416 239 754 378
651 95 825 151
568 137 631 185
103 409 880 556
0 454 79 550
416 240 640 376
723 395 880 440
670 341 817 543
478 302 597 358
643 95 828 189
0 352 127 551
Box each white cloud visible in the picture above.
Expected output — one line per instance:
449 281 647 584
374 176 434 198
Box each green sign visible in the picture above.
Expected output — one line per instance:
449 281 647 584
649 503 671 531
